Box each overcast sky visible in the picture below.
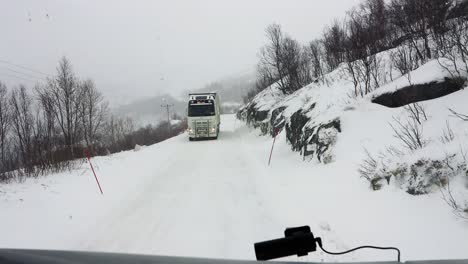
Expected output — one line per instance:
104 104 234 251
0 0 360 105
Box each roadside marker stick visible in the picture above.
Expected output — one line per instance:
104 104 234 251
85 149 103 195
268 128 279 166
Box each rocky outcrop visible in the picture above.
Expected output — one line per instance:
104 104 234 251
239 101 341 163
372 77 466 107
302 119 341 164
269 106 286 136
238 102 269 134
285 110 310 152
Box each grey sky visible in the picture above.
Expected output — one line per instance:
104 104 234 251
0 0 360 105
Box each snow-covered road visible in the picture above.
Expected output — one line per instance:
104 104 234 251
1 114 468 262
79 116 277 258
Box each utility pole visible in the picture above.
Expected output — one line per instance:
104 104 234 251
161 99 174 135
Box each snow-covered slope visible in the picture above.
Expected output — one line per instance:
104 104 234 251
237 48 468 217
239 49 467 162
1 115 468 262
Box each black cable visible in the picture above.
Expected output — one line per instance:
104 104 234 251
4 67 47 81
0 59 52 77
0 72 38 83
316 238 401 262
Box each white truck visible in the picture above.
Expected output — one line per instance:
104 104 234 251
187 93 221 140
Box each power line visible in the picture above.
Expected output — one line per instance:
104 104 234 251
0 59 52 77
2 67 47 81
0 72 39 84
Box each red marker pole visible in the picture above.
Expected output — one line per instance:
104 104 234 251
85 149 103 195
268 128 279 166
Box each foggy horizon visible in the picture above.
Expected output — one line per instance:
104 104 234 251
0 0 360 105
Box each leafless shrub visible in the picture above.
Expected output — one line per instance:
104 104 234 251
384 145 405 158
460 144 467 164
449 108 468 121
440 120 455 144
358 149 383 190
404 103 428 125
440 176 468 220
390 117 427 151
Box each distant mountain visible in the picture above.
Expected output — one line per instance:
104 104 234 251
113 94 186 127
113 70 256 127
184 70 256 103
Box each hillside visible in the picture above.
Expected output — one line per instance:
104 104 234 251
239 44 468 213
238 0 468 208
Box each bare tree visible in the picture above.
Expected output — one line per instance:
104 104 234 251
389 0 453 63
79 79 108 152
9 85 35 174
258 24 287 93
39 57 84 159
308 39 325 79
104 115 135 152
323 20 347 71
36 85 59 166
257 24 312 95
343 5 388 97
436 17 468 78
281 36 312 93
0 82 10 171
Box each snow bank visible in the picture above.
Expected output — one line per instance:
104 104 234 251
370 58 458 98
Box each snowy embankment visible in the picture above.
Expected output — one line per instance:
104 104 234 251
239 50 468 191
1 114 468 262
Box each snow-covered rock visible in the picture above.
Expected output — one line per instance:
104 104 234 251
371 59 467 107
238 65 355 163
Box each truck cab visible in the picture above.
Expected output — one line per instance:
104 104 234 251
187 93 221 140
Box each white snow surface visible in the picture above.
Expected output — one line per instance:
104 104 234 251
248 82 285 112
369 58 465 98
1 113 468 262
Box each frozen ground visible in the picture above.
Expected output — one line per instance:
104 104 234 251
1 114 468 262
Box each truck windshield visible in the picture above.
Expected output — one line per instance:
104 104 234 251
188 104 215 117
